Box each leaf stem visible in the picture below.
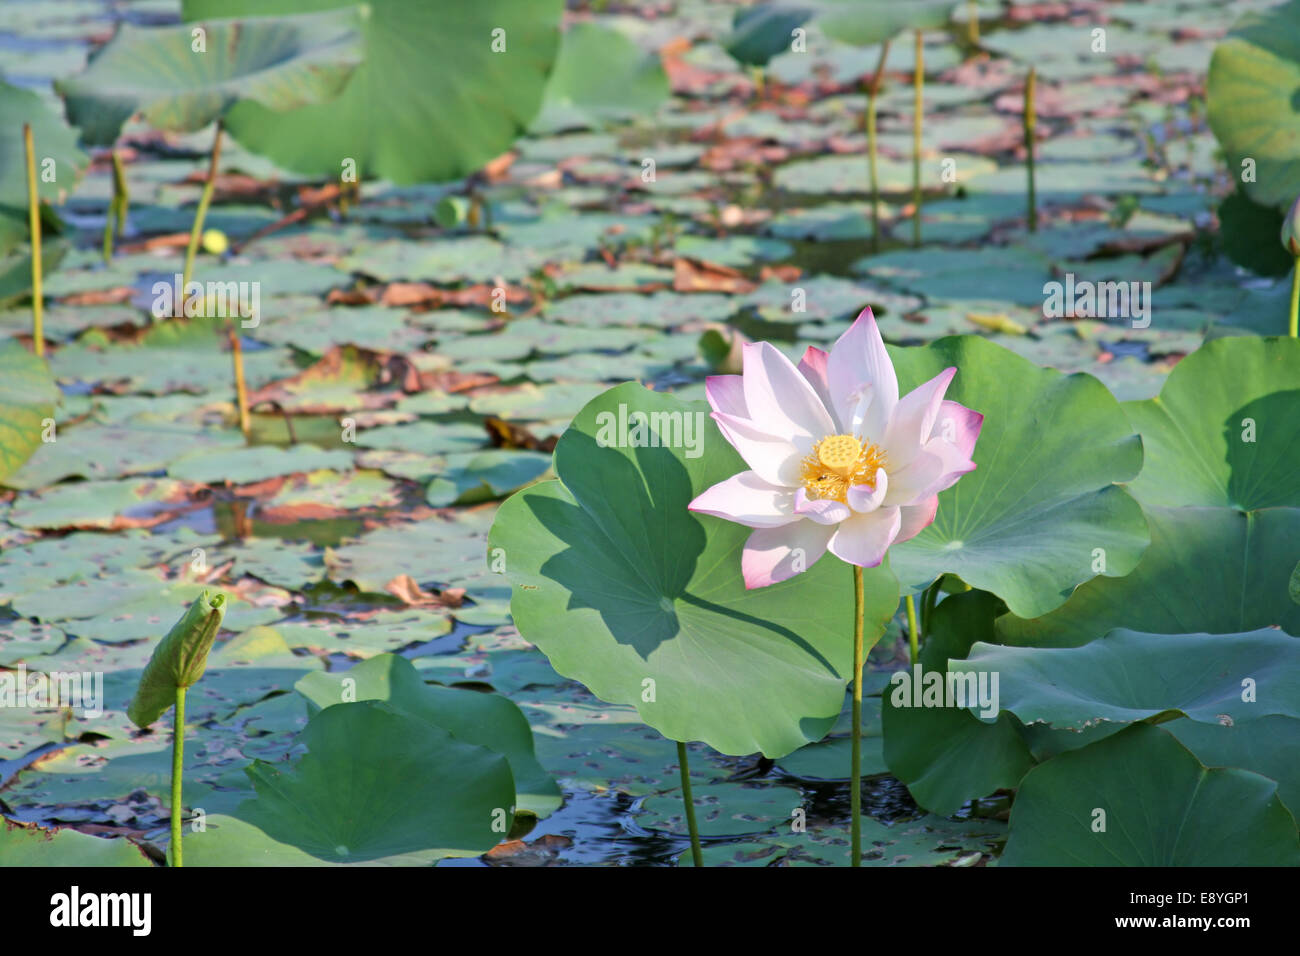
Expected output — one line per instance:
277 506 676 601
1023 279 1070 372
676 740 703 867
22 123 42 357
905 593 920 666
851 564 865 867
181 121 224 299
912 30 923 248
1289 258 1299 338
865 41 891 253
170 685 186 867
103 149 127 263
1025 66 1037 233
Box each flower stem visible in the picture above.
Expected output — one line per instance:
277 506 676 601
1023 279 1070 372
228 325 251 441
181 121 223 298
170 685 186 867
1024 66 1038 233
22 123 42 357
865 41 891 253
676 740 703 867
912 29 924 248
968 0 979 45
905 593 920 666
850 564 865 867
1289 258 1299 338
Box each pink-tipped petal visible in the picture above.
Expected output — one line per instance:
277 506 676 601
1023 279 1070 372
883 446 947 507
932 400 983 459
689 471 798 529
919 434 979 496
793 488 852 525
741 520 835 588
741 342 836 445
883 367 956 469
796 346 833 413
827 506 902 568
712 411 803 486
846 468 888 512
828 308 897 439
705 375 748 418
895 496 938 544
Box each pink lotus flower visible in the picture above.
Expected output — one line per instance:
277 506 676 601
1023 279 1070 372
689 308 982 588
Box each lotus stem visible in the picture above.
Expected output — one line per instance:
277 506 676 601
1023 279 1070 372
865 40 891 253
1025 67 1038 233
103 149 127 262
228 325 251 441
905 593 920 666
113 150 128 234
912 30 923 248
676 740 703 867
1289 259 1300 338
22 123 43 357
181 121 224 297
968 1 979 45
751 65 765 101
850 565 865 867
170 685 186 867
921 581 940 635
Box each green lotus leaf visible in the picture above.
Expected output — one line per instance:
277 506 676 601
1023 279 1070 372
0 820 152 866
1123 336 1300 511
55 7 369 147
882 590 1034 816
1217 188 1294 277
886 335 1150 618
0 81 87 257
183 0 564 184
724 5 812 68
126 589 227 728
0 341 58 485
1207 0 1300 210
1166 715 1300 819
488 382 900 758
953 628 1300 732
295 653 561 817
998 506 1300 646
533 22 669 132
816 0 959 47
1001 723 1300 866
237 700 515 863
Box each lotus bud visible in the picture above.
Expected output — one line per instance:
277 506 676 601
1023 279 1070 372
127 590 226 727
1281 195 1300 256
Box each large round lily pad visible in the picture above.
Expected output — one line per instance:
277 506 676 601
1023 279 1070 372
1001 723 1300 866
1207 0 1300 210
489 383 900 758
295 653 561 817
183 0 565 184
1123 336 1300 511
237 700 516 863
954 628 1300 731
55 8 368 146
886 335 1149 618
998 505 1300 647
